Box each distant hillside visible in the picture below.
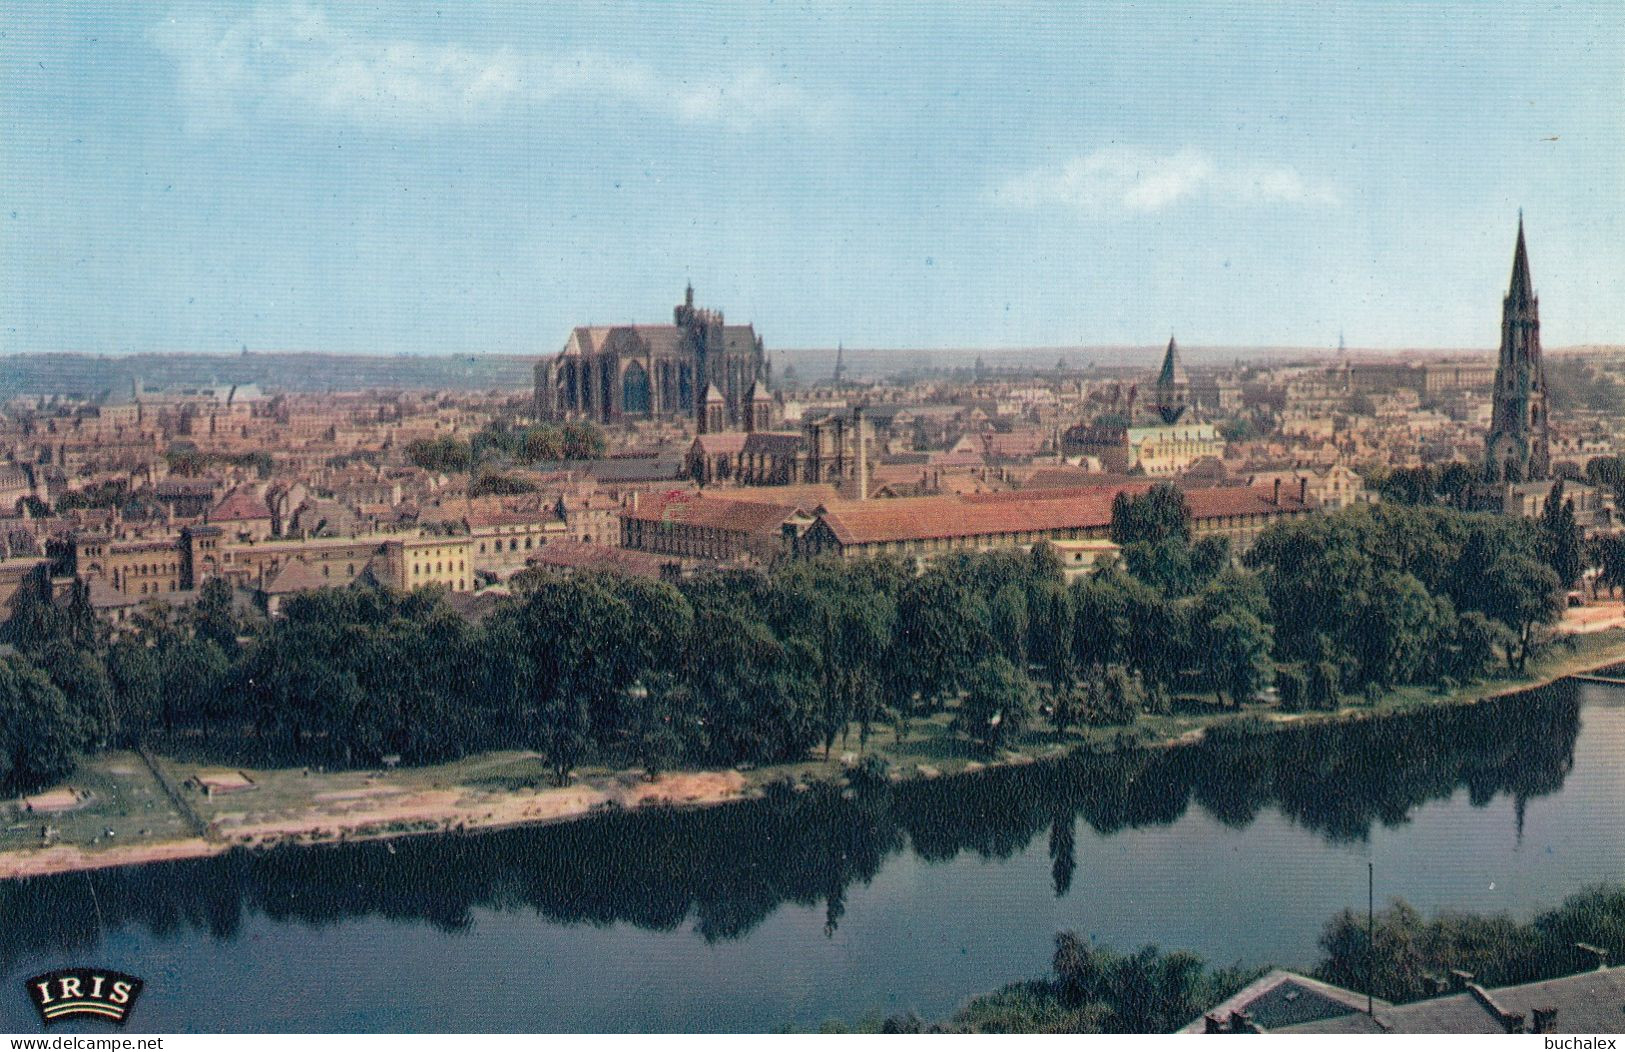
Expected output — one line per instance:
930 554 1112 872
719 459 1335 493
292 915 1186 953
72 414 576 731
8 345 1617 400
0 352 539 398
773 344 1447 380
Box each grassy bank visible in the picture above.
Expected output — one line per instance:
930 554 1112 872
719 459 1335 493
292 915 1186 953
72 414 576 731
6 625 1625 881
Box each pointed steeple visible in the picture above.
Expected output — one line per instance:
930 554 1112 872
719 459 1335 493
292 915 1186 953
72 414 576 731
1508 211 1534 308
1158 335 1188 387
1153 335 1189 425
1487 213 1548 482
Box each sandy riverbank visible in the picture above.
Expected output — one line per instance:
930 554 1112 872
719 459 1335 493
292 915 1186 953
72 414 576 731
0 769 748 880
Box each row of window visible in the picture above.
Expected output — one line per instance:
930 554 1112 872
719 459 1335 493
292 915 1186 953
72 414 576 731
477 536 536 554
117 561 179 576
132 580 178 595
411 560 467 576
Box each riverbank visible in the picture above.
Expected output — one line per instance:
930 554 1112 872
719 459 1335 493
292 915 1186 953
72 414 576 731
7 621 1625 882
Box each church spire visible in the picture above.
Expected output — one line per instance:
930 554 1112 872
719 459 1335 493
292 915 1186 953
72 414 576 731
1486 214 1548 482
1157 334 1187 387
1508 211 1533 308
1153 334 1189 424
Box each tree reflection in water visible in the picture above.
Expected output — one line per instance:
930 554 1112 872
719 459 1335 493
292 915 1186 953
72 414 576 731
0 682 1582 974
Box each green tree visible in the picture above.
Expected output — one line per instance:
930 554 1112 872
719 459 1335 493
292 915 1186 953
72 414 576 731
520 424 565 462
1188 534 1232 587
191 577 240 654
560 420 606 460
35 643 116 747
1596 534 1625 598
1083 666 1140 726
1478 554 1563 670
1070 569 1134 672
990 583 1030 666
1109 484 1192 547
955 656 1036 755
1204 612 1274 709
895 567 992 707
1122 538 1195 596
106 640 162 745
1028 581 1077 687
1539 480 1584 588
1 569 63 653
404 436 473 473
0 656 85 793
166 638 230 741
1048 682 1085 737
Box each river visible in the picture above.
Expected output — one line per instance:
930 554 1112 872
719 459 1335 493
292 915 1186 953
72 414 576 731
3 681 1622 1032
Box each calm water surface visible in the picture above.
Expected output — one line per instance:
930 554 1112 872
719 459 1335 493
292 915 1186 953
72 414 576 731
3 682 1623 1032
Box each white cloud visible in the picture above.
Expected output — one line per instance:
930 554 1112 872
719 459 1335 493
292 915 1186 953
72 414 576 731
150 3 829 133
994 146 1339 216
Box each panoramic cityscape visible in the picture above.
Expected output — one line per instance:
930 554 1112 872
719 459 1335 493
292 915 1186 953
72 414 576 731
3 1 1624 1041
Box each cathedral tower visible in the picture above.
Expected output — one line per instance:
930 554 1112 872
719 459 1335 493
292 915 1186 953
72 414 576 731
1485 215 1549 482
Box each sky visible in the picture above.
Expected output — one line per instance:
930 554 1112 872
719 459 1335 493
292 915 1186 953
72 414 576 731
2 1 1622 357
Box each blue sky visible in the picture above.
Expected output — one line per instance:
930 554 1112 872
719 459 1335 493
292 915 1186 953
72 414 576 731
2 1 1621 357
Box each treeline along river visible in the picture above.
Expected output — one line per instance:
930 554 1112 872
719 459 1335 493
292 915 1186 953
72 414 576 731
3 682 1622 1032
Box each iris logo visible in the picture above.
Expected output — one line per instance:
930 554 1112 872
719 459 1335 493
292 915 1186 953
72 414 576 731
24 969 144 1027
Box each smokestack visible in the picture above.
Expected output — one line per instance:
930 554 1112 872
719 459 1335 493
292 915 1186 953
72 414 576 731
1300 476 1308 504
855 406 869 501
1273 478 1282 505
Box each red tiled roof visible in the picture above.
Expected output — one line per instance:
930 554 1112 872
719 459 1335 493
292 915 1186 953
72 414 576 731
466 509 562 529
262 559 328 594
624 493 800 535
715 483 841 513
210 487 271 522
527 540 678 578
815 485 1310 546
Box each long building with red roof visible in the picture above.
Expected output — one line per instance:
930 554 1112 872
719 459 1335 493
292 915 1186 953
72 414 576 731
796 480 1313 562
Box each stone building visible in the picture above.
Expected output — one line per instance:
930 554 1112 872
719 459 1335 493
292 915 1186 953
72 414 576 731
535 285 768 433
684 408 877 490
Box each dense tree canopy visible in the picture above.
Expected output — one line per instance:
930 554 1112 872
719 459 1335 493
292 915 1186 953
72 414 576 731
0 498 1582 788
